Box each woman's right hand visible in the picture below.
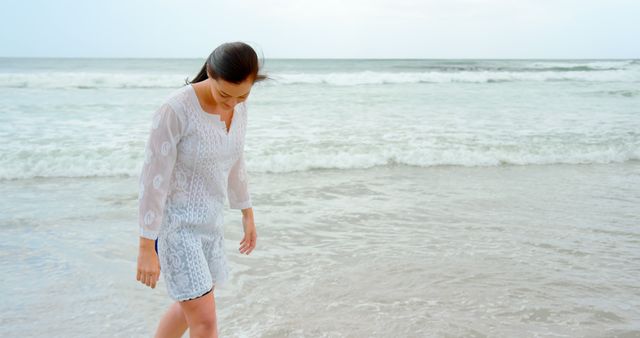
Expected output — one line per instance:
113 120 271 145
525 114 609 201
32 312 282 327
136 237 161 289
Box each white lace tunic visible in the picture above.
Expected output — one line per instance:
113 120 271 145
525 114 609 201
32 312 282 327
138 84 252 301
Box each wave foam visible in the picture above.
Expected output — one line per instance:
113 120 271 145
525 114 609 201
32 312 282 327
1 142 638 180
271 70 638 85
2 67 638 89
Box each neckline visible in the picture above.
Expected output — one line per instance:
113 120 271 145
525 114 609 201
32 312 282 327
188 84 238 136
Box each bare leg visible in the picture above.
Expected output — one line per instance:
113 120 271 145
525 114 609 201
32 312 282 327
154 301 189 338
179 287 218 338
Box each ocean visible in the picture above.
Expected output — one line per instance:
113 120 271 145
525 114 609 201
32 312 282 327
1 58 639 337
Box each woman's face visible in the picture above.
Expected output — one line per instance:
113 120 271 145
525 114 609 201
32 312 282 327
209 77 253 110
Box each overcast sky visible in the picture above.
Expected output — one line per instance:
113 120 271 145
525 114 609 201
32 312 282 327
1 0 638 59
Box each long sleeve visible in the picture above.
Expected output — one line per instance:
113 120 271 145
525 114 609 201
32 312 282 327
138 102 183 240
227 151 252 210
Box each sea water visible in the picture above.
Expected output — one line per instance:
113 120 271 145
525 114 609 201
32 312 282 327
0 58 639 337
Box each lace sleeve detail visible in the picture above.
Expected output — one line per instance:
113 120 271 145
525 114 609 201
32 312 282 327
138 103 183 240
227 151 252 210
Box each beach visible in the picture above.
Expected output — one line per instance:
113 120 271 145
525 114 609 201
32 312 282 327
1 58 639 337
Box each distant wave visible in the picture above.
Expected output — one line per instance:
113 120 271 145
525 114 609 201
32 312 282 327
271 70 639 85
0 72 186 89
392 66 623 72
581 89 640 98
2 66 638 89
603 90 640 97
527 60 637 70
391 60 637 72
1 140 638 180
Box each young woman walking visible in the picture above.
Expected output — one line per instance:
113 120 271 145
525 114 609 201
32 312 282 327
136 41 267 338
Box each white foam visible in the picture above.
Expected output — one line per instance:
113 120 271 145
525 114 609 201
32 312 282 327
270 69 639 86
1 141 638 180
2 67 638 90
0 72 185 89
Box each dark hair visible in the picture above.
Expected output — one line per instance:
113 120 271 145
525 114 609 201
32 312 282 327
184 41 269 85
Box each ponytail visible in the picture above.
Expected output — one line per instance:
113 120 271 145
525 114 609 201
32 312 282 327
184 61 209 85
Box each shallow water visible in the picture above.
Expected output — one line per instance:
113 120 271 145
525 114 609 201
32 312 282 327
1 163 639 337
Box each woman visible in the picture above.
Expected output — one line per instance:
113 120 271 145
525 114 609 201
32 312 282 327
136 41 268 337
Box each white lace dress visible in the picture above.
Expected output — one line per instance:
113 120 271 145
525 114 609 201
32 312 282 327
137 84 252 301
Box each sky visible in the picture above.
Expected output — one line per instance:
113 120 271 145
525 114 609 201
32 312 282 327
1 0 639 59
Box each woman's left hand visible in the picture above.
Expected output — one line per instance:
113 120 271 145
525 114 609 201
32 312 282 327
239 214 257 255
